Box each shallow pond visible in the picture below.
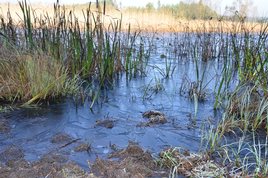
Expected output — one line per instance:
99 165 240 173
0 33 224 170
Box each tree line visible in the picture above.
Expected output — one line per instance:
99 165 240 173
127 0 218 20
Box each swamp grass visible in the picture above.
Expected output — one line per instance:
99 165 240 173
139 10 268 177
0 45 81 104
1 0 268 177
0 0 148 105
199 19 268 176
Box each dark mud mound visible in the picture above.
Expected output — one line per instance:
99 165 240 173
74 143 91 152
95 119 116 129
138 110 167 127
51 132 75 144
91 142 168 178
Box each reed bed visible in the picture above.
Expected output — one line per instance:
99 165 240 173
0 0 148 103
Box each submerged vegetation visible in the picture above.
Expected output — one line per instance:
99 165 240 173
1 0 268 177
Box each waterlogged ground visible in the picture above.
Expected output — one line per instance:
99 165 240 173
0 33 224 176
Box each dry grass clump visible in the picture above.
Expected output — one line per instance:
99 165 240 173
157 147 226 177
91 143 165 177
216 82 268 135
0 46 81 104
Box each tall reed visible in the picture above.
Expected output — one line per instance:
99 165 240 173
0 0 148 105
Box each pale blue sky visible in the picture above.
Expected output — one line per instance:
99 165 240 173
1 0 268 17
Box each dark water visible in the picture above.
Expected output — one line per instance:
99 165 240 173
0 34 224 169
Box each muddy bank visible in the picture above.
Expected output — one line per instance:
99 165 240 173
0 138 169 178
0 141 228 178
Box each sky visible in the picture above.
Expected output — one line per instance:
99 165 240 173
1 0 268 17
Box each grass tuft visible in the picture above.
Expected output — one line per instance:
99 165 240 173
0 45 81 104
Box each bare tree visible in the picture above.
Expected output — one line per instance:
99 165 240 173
225 0 253 17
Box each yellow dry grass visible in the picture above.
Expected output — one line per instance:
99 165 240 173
0 46 80 103
0 2 265 33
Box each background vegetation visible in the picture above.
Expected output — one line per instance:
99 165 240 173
127 0 217 20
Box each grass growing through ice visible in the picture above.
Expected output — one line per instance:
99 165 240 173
201 82 268 176
211 20 268 133
183 16 268 177
128 14 268 177
142 77 164 100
